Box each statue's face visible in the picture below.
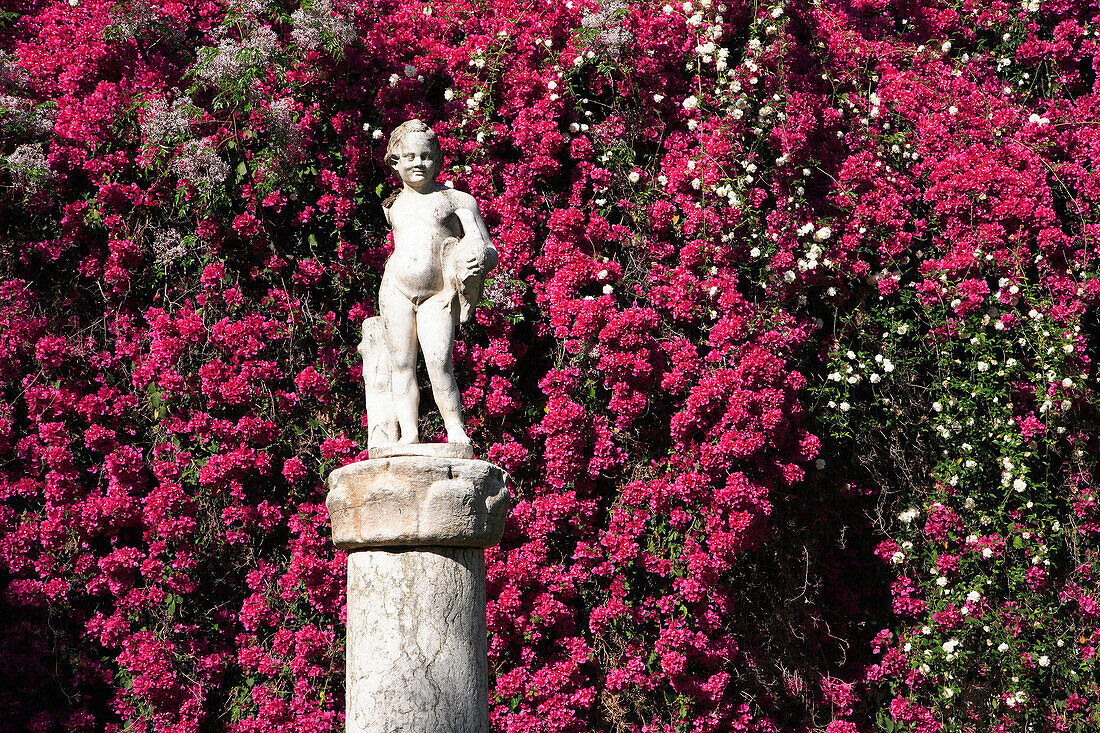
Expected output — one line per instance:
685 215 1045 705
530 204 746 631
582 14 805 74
392 133 439 187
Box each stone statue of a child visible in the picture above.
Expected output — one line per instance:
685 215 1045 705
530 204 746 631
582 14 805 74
374 119 497 447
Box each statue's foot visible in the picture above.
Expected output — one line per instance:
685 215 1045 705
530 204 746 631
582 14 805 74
446 427 471 445
397 435 419 445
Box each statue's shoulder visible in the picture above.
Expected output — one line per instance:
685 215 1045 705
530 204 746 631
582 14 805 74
442 187 478 213
437 186 473 205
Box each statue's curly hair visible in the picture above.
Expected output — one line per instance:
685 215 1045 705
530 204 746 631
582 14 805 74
384 119 441 168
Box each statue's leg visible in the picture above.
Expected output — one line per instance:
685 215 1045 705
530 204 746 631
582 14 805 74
417 294 470 445
379 281 420 444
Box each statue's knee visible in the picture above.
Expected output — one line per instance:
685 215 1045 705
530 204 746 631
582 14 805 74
424 359 455 384
390 354 416 373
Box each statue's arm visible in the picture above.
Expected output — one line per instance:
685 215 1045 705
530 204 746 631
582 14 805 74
452 196 497 274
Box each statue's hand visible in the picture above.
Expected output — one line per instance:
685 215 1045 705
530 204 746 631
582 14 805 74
459 250 483 281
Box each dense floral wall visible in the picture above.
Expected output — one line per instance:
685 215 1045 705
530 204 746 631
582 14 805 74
1 0 1099 730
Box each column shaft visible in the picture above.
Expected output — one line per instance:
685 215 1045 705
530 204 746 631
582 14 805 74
345 547 488 733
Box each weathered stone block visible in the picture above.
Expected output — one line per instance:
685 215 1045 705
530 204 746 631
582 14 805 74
326 456 509 550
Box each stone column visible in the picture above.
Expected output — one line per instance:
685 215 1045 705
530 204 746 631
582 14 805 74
326 448 509 733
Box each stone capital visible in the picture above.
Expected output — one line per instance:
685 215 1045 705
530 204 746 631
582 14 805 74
326 456 509 550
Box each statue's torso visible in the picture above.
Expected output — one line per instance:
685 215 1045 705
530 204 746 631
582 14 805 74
385 189 462 302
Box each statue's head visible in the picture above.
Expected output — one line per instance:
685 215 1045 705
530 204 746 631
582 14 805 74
385 119 442 186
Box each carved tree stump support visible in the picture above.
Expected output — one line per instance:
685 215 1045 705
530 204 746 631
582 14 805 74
326 451 509 733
